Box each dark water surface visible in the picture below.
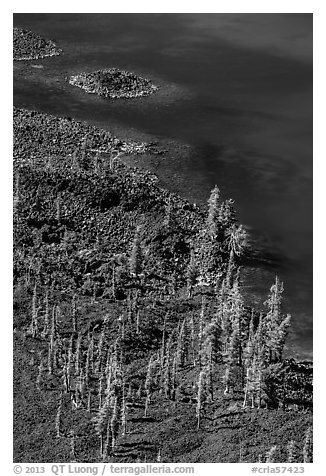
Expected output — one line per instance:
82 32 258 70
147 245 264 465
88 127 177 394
13 13 313 358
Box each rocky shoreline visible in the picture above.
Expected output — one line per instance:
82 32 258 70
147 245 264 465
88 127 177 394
69 68 158 99
13 107 160 164
13 106 205 297
14 27 62 61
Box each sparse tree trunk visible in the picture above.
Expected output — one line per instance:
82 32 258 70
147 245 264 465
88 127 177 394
47 341 53 375
42 288 50 337
55 394 63 438
112 263 116 299
72 294 78 333
87 390 91 412
36 356 44 390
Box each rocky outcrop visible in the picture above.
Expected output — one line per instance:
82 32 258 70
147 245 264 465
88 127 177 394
69 68 158 99
14 27 62 60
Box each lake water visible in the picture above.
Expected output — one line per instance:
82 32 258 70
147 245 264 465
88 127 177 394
13 13 313 359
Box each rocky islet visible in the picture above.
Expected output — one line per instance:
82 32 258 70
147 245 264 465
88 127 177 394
13 27 62 60
69 68 158 99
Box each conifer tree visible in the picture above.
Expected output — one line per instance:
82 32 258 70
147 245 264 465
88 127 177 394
129 226 142 277
42 288 50 337
111 261 116 299
243 354 263 408
264 277 291 364
62 359 70 393
169 270 177 296
255 313 268 369
85 335 94 387
218 198 236 229
121 383 127 436
71 149 78 170
103 364 124 454
198 296 206 368
74 332 82 375
60 336 74 393
287 440 298 463
110 396 119 451
55 394 63 438
200 316 222 401
242 313 263 408
186 249 197 298
163 354 172 400
48 305 60 374
160 312 168 364
50 305 58 352
243 312 255 370
47 341 54 375
127 383 133 401
105 347 116 394
136 310 140 335
92 282 98 303
70 430 76 462
136 384 142 399
36 355 45 391
265 445 278 463
126 291 133 324
176 319 188 369
53 334 63 373
56 193 62 223
225 224 247 260
96 315 110 374
102 420 111 462
222 362 231 395
72 294 78 333
228 279 246 368
265 276 283 315
96 330 105 376
154 349 162 387
159 314 169 393
196 368 208 429
144 356 158 416
98 372 105 409
104 350 112 380
275 314 292 361
190 313 196 367
303 426 313 463
202 316 223 366
218 280 233 355
171 353 179 401
76 369 86 408
207 185 220 237
196 230 220 285
162 332 175 399
223 319 241 393
93 392 111 456
194 186 224 285
30 282 39 337
67 334 74 371
243 366 252 408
